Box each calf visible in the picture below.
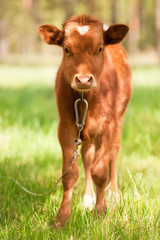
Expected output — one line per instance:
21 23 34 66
38 15 132 227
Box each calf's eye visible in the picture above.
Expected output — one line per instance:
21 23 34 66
65 48 69 53
98 47 103 53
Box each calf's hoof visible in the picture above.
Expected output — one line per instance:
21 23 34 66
95 201 107 216
56 208 70 228
55 217 69 228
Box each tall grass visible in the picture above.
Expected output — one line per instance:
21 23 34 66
0 64 160 239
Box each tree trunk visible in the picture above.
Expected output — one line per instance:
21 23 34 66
62 0 75 20
22 0 33 10
156 0 160 60
111 0 117 24
128 0 140 54
0 19 9 60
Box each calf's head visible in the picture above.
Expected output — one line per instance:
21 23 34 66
38 16 128 92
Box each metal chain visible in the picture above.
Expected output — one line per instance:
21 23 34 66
1 93 88 197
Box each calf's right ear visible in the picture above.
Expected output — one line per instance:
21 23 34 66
37 25 63 46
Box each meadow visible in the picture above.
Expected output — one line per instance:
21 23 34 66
0 62 160 239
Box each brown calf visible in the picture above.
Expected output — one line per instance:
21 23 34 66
38 15 132 227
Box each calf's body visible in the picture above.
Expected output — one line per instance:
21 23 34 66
38 15 132 227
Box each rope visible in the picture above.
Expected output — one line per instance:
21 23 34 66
1 148 79 197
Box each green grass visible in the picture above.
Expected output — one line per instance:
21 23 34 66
0 64 160 239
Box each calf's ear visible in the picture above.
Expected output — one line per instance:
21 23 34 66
38 24 63 46
104 24 129 45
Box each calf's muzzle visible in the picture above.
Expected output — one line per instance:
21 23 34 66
72 74 97 91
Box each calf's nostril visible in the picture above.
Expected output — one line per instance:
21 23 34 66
87 76 93 82
76 76 81 83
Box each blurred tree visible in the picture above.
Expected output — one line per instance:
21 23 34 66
139 0 156 51
111 0 117 24
22 0 33 10
0 0 158 59
128 0 140 54
83 0 97 14
0 1 9 59
0 18 9 60
156 0 160 60
62 0 75 20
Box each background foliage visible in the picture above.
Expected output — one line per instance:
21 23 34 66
0 0 160 60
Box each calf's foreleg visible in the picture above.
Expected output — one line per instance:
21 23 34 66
56 122 79 227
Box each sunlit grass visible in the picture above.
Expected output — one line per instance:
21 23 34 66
0 64 160 239
0 65 57 88
132 65 160 87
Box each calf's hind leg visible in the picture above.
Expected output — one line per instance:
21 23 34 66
107 144 120 191
81 141 96 210
91 146 109 214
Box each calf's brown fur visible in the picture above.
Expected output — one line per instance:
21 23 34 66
38 15 132 227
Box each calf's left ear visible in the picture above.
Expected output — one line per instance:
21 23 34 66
38 24 63 46
104 24 129 45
